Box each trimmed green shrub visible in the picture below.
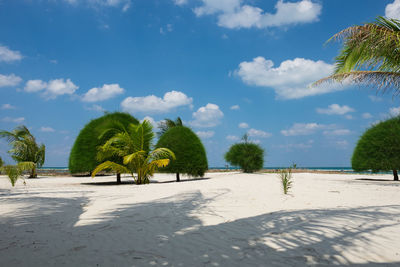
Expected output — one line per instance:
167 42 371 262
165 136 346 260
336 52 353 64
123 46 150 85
352 117 400 181
69 112 138 175
156 126 208 181
225 140 264 173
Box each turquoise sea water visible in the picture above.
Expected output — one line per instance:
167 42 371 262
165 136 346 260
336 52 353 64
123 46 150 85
38 167 391 174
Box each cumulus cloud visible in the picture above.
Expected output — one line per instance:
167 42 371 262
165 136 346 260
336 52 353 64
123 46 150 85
247 128 272 138
24 78 78 99
0 74 22 87
230 105 240 110
196 131 215 139
226 135 240 141
173 0 187 6
281 123 335 136
386 0 400 20
0 45 23 62
238 122 249 129
121 90 193 114
82 84 124 102
235 57 344 99
2 117 25 123
190 103 224 128
64 0 131 11
40 126 55 133
193 0 321 29
389 107 400 117
316 104 355 115
1 104 16 110
362 113 373 119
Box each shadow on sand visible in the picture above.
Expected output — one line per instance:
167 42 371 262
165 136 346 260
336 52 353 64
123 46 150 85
1 190 399 266
81 177 211 186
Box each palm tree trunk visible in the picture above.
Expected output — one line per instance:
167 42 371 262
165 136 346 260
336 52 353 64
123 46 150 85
30 166 37 178
393 170 399 181
116 172 121 184
176 172 180 182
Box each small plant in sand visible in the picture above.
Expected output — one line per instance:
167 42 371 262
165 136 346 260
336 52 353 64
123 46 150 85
1 162 35 187
278 168 293 195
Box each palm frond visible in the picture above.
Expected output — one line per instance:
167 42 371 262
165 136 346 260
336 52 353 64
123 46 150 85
150 147 175 160
91 161 130 177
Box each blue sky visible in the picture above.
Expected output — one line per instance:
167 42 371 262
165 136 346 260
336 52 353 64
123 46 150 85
1 0 400 167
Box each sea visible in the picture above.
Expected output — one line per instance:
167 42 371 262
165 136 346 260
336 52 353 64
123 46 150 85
38 167 392 175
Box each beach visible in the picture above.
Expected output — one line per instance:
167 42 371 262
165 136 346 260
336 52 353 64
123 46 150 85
0 172 399 266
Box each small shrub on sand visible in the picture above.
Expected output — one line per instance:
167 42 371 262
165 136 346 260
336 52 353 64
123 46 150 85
278 168 293 195
1 162 34 187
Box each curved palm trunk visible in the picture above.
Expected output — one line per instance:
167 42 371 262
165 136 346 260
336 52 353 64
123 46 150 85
393 170 399 181
176 172 180 182
116 172 121 184
29 166 37 178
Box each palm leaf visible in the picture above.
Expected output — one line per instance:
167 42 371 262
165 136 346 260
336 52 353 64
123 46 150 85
92 161 130 178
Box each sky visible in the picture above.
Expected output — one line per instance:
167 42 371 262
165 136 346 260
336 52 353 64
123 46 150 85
1 0 400 168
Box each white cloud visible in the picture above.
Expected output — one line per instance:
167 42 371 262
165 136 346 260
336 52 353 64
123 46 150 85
2 117 25 123
1 104 16 110
226 135 240 141
64 0 131 11
235 57 344 99
82 84 124 102
238 122 249 129
0 45 23 62
193 0 321 29
335 140 349 149
0 74 22 87
121 90 193 114
190 103 224 128
230 105 240 110
173 0 187 6
40 126 55 133
196 131 215 139
389 107 400 117
281 123 335 136
86 104 105 112
386 0 400 20
323 129 351 136
247 128 272 138
316 104 355 115
24 78 78 99
362 112 373 119
160 24 173 35
344 115 354 120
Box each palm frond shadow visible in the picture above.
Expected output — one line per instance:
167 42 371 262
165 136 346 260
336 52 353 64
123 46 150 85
1 190 400 266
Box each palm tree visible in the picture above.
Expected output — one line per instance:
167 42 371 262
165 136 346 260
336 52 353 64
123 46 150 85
1 162 35 187
0 125 45 178
157 117 183 137
92 120 175 184
315 16 400 94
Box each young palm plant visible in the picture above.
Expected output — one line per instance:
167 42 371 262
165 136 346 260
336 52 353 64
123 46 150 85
315 16 400 94
0 125 45 178
157 117 183 137
278 168 293 195
91 120 175 184
1 162 35 187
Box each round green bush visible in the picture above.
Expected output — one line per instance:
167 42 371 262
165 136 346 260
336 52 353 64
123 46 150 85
352 117 400 180
225 142 264 173
69 112 139 175
156 126 208 181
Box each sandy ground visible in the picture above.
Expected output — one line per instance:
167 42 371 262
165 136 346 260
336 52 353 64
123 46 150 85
0 172 399 267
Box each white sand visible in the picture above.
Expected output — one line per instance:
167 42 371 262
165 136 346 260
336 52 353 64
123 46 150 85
0 172 399 266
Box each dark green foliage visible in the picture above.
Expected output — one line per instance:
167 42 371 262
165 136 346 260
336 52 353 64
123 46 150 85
0 156 3 168
156 126 208 179
69 112 138 174
352 117 400 180
225 141 264 173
